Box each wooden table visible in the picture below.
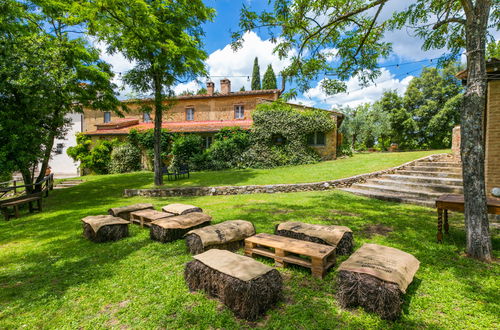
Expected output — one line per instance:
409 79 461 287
129 209 173 227
244 233 336 279
436 194 500 242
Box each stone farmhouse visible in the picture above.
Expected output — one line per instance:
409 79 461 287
82 79 344 160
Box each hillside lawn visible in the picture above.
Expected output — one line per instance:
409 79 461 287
118 149 450 189
1 165 498 328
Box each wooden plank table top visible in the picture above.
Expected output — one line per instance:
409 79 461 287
436 194 500 242
244 233 336 279
130 209 173 227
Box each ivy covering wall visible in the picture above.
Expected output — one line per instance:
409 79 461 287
242 101 335 168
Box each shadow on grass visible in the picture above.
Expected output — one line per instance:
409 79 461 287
0 184 498 328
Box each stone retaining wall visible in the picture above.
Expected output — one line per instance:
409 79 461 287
124 153 449 198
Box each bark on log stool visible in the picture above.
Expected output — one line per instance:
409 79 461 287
336 243 420 320
185 220 256 255
275 221 354 255
184 249 282 321
82 215 130 243
108 203 154 221
150 212 211 243
161 203 202 216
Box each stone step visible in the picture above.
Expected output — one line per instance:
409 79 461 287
397 170 462 179
415 161 462 168
382 174 463 186
404 165 462 173
348 183 443 200
367 178 463 194
340 188 435 208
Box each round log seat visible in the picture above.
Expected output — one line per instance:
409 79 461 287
108 203 154 221
185 220 256 255
184 249 282 321
336 243 420 320
149 212 212 243
161 203 202 216
82 215 130 243
274 221 354 255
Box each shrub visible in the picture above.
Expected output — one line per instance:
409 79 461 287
207 127 251 169
67 133 117 174
128 129 172 169
109 143 142 173
170 134 203 170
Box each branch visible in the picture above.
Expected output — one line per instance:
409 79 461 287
297 0 388 55
433 17 466 29
353 2 386 60
460 0 474 16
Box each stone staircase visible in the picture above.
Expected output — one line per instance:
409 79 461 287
341 156 462 207
54 179 83 189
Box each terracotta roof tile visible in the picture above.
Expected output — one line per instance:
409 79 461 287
84 120 254 136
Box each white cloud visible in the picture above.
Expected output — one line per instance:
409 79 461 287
304 68 413 108
204 31 291 92
93 40 136 99
173 80 202 95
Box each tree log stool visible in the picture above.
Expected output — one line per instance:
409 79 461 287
150 212 211 243
184 249 282 321
336 243 420 320
245 233 336 279
130 209 174 228
185 220 256 254
108 203 154 221
81 215 130 243
161 203 202 216
275 221 354 255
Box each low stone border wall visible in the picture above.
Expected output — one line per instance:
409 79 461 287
124 153 450 198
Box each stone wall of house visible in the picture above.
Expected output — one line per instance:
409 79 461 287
124 153 449 197
83 92 279 132
311 129 337 160
486 80 500 197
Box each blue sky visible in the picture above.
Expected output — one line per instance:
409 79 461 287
99 0 499 110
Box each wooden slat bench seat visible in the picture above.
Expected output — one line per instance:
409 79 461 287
0 192 43 220
244 233 336 279
436 194 500 242
130 209 174 227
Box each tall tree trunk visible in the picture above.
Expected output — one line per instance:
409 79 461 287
461 0 492 261
35 130 56 186
20 168 34 194
153 72 163 186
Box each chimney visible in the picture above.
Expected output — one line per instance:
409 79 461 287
220 79 231 95
207 81 214 96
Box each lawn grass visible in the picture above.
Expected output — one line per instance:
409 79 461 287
0 172 498 329
89 149 449 189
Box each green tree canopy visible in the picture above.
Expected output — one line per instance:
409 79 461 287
85 0 215 185
262 64 278 89
251 57 261 90
402 65 463 149
0 0 119 188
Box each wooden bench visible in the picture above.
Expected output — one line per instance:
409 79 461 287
436 194 500 242
244 233 336 279
129 209 173 227
0 192 43 220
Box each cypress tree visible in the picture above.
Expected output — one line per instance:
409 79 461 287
251 57 261 90
262 64 277 89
